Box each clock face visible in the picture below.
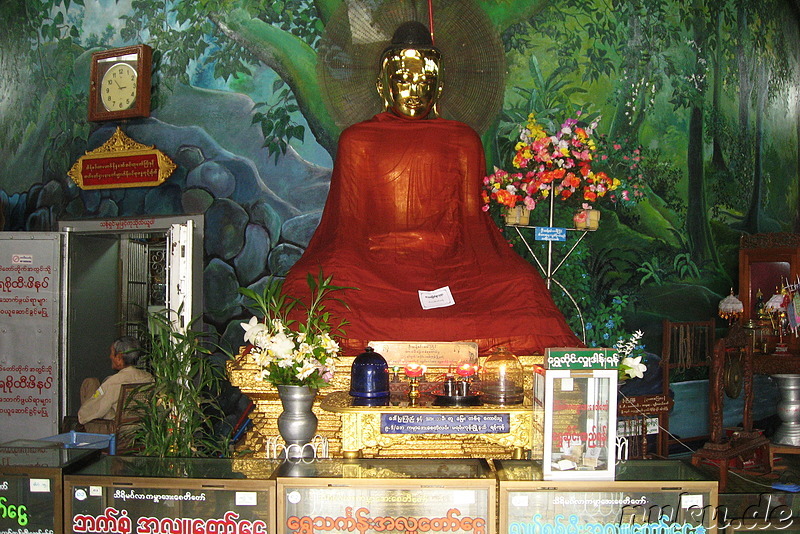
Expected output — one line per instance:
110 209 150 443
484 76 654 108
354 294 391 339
88 44 152 122
100 62 138 112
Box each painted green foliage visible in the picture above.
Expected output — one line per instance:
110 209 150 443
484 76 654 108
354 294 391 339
1 0 798 351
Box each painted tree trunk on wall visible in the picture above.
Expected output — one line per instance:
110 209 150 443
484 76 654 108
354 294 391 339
686 0 719 269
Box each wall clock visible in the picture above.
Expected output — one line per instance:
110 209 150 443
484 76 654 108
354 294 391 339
88 44 152 122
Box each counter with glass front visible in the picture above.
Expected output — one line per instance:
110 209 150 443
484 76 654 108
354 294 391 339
0 446 101 534
276 458 495 534
496 459 718 533
64 456 281 534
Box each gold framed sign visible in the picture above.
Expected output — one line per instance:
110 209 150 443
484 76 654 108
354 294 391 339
368 341 478 368
68 127 176 190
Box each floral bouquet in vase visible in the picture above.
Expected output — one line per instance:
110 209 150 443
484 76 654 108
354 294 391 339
239 270 353 456
483 111 628 227
240 270 352 390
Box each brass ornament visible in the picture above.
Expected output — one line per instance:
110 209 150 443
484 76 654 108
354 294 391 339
723 352 743 399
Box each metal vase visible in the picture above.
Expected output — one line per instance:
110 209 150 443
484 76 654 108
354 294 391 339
276 385 318 457
771 374 800 446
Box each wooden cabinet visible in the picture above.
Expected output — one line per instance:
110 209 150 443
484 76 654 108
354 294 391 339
738 232 800 353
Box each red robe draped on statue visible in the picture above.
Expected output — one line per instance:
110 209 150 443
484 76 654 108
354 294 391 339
281 112 581 355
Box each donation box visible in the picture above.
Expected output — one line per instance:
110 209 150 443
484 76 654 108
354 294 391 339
276 458 495 534
538 348 627 480
0 445 100 534
535 365 618 480
64 456 280 534
496 459 718 533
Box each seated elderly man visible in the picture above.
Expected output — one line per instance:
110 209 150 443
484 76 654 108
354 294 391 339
78 335 153 432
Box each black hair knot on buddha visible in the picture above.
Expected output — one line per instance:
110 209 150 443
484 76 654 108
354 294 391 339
388 21 438 51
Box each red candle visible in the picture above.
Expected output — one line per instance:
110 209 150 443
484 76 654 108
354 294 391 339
405 363 425 377
456 364 476 377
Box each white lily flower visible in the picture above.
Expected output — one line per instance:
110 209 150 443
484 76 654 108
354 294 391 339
242 316 268 345
266 331 295 358
621 356 646 379
319 333 339 354
296 361 317 381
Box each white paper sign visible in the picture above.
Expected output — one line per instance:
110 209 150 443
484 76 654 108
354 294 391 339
418 286 455 309
681 494 704 509
235 491 258 506
30 479 50 493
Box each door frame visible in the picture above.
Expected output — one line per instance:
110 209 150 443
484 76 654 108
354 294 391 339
57 215 204 420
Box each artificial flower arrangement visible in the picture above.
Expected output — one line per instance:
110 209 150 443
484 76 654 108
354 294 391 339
614 330 647 381
482 111 648 219
239 271 352 389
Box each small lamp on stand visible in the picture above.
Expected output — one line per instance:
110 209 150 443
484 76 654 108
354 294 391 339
718 289 744 324
766 289 789 354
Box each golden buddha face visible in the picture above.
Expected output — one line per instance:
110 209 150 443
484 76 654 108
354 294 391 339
377 48 442 119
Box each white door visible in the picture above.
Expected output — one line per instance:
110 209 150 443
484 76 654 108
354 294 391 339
167 220 194 333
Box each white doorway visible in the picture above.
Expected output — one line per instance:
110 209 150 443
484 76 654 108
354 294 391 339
58 215 203 419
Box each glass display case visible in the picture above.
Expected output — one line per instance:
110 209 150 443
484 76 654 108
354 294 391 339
64 456 281 534
536 368 617 480
0 446 100 534
496 459 718 533
276 458 495 534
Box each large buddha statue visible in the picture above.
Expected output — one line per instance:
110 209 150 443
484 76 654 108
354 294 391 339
281 22 581 355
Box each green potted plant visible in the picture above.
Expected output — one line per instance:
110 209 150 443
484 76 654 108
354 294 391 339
128 309 228 458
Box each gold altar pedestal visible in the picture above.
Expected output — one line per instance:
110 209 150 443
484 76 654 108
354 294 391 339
227 350 543 458
320 390 536 459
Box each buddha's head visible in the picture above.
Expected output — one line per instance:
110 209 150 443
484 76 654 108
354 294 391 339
376 21 442 119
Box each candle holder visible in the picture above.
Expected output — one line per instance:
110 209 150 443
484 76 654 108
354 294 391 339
404 363 425 406
443 374 457 396
481 347 524 405
408 376 420 405
455 363 476 397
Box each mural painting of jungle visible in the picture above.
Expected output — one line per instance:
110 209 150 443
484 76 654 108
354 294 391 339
1 0 798 373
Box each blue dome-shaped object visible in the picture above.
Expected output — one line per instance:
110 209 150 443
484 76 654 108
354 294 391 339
350 347 389 398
